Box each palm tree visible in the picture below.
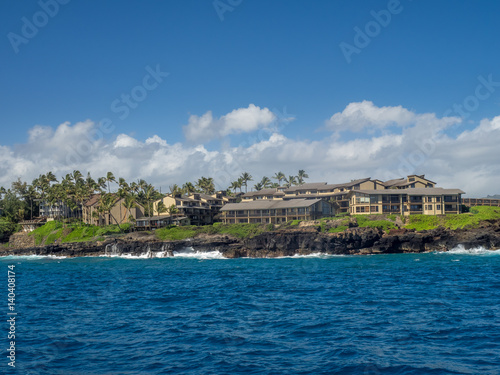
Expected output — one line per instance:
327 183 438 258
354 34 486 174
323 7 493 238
297 170 309 185
156 201 168 215
236 178 243 193
196 177 215 194
240 172 253 193
260 176 271 189
182 182 196 195
285 175 297 188
167 204 179 217
229 181 239 194
105 172 116 194
272 172 285 186
97 177 107 192
253 182 264 191
117 178 130 224
169 184 182 196
122 193 137 223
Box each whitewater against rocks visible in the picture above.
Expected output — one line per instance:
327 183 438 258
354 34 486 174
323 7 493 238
3 222 500 258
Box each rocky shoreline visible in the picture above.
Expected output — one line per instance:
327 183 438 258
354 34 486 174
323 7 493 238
2 220 500 258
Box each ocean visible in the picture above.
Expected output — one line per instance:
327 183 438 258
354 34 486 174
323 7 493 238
1 247 499 374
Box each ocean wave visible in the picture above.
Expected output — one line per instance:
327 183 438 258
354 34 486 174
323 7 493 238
446 245 500 255
0 254 68 259
173 247 225 259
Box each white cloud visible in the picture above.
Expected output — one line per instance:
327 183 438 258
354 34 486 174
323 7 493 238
1 104 500 197
183 104 276 143
326 100 416 131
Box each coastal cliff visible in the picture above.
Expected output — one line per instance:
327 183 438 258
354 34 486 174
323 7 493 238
2 220 500 258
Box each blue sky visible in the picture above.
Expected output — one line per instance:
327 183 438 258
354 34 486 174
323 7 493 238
1 0 500 195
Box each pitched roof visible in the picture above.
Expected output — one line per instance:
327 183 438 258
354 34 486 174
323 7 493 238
242 188 279 197
348 187 465 196
221 198 324 211
283 183 328 192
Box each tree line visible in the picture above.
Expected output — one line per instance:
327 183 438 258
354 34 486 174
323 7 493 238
0 169 309 236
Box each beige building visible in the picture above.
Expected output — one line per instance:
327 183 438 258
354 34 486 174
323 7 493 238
220 198 334 224
462 198 500 208
83 194 145 226
347 188 464 215
153 194 214 225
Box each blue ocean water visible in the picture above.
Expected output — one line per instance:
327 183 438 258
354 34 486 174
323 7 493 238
1 247 500 375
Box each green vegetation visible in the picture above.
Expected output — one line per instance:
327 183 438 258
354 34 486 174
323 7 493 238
329 225 348 233
406 206 500 231
0 218 19 242
29 221 131 245
354 215 397 231
155 223 271 241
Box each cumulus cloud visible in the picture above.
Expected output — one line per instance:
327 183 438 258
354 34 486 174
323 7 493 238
183 104 276 143
326 100 417 132
1 103 500 197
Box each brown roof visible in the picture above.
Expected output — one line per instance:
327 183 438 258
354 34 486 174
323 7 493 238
242 188 279 197
221 198 324 211
348 188 465 196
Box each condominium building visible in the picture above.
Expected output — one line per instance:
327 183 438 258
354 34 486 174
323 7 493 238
347 188 464 215
220 198 334 224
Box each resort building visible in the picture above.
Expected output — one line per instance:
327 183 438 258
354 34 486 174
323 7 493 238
153 194 214 226
135 215 190 230
383 175 436 189
347 188 464 215
39 200 78 219
462 198 500 208
82 194 145 226
220 198 334 224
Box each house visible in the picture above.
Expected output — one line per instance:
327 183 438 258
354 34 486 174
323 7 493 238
82 194 145 226
220 198 334 224
135 215 190 230
347 187 464 215
153 194 214 225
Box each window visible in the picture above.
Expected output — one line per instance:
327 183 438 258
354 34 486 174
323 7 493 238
409 177 415 182
426 205 433 210
370 206 379 212
436 197 441 202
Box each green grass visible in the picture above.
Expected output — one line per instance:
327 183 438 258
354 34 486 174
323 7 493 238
329 225 348 233
155 226 198 241
406 206 500 231
353 215 396 231
30 221 131 244
155 223 271 241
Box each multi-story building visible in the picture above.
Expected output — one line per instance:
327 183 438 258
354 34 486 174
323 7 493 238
347 188 464 215
462 198 500 208
220 198 334 224
82 194 145 226
153 194 214 226
39 200 77 219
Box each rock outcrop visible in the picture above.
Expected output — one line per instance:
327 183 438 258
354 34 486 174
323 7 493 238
1 221 499 258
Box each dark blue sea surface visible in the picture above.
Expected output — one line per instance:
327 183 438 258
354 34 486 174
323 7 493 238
2 247 500 375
